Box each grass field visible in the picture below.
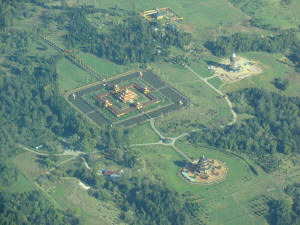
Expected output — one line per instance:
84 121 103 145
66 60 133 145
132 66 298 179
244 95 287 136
50 177 122 225
11 150 122 225
221 52 300 97
189 56 218 78
76 52 138 79
151 62 232 136
63 0 247 38
13 152 48 180
0 173 34 193
133 141 285 225
127 122 160 144
57 58 97 93
56 52 140 93
230 0 300 30
207 76 223 89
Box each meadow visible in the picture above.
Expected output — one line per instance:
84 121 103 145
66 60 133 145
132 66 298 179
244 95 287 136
50 178 122 225
56 58 97 93
150 62 232 136
229 0 300 30
207 76 223 89
63 0 247 38
132 140 285 225
127 123 160 144
56 53 139 93
221 52 300 97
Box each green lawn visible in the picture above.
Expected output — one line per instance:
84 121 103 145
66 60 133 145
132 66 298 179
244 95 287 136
133 143 252 195
151 62 232 136
207 76 223 89
221 52 300 97
133 142 284 225
50 178 121 225
231 0 300 30
76 52 138 79
65 0 247 38
0 173 34 193
56 52 139 93
189 56 218 78
127 122 160 144
56 58 97 93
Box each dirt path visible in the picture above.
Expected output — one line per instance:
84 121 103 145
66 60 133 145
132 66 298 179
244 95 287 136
185 65 237 126
133 66 238 165
19 145 85 157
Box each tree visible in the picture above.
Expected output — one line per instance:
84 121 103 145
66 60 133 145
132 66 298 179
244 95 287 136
269 200 293 225
273 78 289 90
123 150 139 168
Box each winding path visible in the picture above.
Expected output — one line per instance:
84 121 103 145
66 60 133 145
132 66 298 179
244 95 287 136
185 65 237 126
132 65 238 165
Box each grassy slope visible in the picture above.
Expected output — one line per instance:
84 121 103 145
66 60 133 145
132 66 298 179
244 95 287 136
56 53 139 93
133 142 284 225
56 58 97 93
50 178 122 225
221 52 300 97
207 76 223 89
66 0 247 37
127 123 160 144
232 0 300 30
11 151 121 225
151 62 232 136
76 52 138 78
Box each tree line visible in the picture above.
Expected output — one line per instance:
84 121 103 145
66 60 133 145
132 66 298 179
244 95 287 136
268 183 300 225
205 31 297 56
64 7 192 64
187 88 300 172
0 191 80 225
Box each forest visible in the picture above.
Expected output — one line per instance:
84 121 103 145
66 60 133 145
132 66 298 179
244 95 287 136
0 191 80 225
64 7 191 64
268 183 300 225
187 88 300 172
205 31 297 56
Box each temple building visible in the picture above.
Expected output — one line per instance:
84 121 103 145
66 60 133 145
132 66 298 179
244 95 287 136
117 88 138 103
194 155 212 174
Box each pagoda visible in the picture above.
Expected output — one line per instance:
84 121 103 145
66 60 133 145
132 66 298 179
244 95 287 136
194 155 212 174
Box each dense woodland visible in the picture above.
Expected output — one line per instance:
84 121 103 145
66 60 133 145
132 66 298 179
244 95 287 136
268 183 300 225
205 31 297 56
64 7 191 64
188 88 300 172
0 191 80 225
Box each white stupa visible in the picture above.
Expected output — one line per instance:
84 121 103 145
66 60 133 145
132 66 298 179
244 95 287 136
229 53 239 71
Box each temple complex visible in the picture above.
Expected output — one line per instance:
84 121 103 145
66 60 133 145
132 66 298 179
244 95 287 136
94 82 160 118
181 155 228 184
208 53 262 83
